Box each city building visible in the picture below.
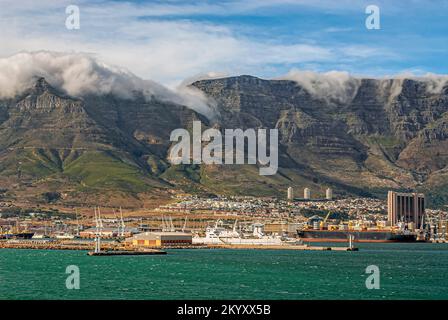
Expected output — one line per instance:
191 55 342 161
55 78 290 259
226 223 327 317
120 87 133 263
387 191 425 229
127 232 192 247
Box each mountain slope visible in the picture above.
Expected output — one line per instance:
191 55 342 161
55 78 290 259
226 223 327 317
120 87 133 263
0 78 204 207
191 75 448 205
1 75 448 208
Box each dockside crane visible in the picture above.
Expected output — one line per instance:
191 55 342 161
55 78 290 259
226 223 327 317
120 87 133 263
320 211 332 230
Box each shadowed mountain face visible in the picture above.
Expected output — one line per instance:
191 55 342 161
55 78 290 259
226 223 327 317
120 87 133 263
1 75 448 208
0 78 205 207
192 75 448 206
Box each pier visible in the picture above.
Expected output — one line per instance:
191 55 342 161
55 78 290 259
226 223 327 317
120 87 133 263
0 239 127 251
0 240 357 252
205 244 358 251
88 250 166 256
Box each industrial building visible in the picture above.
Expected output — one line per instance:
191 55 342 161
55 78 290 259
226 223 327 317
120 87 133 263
79 227 117 238
387 191 425 229
127 232 192 247
264 222 300 235
79 227 134 238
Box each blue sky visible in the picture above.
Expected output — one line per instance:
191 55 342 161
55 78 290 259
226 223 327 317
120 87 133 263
1 0 447 86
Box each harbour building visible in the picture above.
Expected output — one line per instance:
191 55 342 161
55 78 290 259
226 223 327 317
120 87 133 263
387 191 425 229
127 232 192 247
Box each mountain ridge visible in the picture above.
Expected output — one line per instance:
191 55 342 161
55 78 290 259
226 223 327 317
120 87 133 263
1 75 448 208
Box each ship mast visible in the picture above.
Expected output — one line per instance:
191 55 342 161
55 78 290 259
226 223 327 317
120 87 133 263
169 216 175 232
119 207 125 237
94 207 102 253
75 209 80 237
348 234 353 249
182 216 188 232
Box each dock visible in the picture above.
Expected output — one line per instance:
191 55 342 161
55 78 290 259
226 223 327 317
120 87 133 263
0 239 122 251
205 244 358 251
0 240 357 252
87 249 166 256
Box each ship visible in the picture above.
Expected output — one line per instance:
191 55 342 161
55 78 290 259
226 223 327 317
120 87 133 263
297 229 417 243
193 220 284 246
54 232 76 240
0 217 34 239
0 232 35 240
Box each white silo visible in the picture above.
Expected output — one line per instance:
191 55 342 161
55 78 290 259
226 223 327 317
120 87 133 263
304 188 311 200
287 187 294 201
326 188 333 200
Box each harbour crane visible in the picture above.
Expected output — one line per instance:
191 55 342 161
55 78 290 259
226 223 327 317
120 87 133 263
323 211 332 223
320 211 332 230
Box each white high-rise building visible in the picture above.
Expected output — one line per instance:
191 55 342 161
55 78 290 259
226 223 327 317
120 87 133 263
287 187 294 200
326 188 333 200
304 188 311 200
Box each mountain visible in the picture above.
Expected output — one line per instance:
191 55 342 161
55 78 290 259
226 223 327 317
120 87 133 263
0 77 204 208
1 75 448 208
191 75 448 206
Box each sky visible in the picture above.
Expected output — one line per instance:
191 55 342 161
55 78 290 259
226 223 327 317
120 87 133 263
0 0 447 88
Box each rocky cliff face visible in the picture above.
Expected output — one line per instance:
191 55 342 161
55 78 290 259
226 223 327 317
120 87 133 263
192 75 448 205
0 78 204 207
1 75 448 208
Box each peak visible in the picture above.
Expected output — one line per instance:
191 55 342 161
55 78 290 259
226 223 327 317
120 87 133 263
33 77 52 91
27 77 62 96
191 75 265 87
219 75 263 82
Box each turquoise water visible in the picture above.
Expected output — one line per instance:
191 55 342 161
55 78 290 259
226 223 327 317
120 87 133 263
0 243 447 299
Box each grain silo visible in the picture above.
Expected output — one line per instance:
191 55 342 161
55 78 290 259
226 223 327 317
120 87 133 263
304 188 311 200
326 188 333 200
287 187 294 201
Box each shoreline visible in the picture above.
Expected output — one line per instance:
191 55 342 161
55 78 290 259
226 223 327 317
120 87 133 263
0 240 357 252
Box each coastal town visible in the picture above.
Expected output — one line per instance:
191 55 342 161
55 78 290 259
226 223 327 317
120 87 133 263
1 187 447 254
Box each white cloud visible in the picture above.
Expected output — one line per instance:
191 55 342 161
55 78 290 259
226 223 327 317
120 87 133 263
0 51 217 119
178 72 230 87
276 69 361 104
277 69 448 102
0 1 396 88
1 50 446 123
0 0 443 109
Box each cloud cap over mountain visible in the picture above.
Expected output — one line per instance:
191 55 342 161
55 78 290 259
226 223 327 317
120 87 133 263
0 51 217 119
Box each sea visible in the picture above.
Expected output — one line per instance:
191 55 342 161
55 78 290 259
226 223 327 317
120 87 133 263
0 243 447 300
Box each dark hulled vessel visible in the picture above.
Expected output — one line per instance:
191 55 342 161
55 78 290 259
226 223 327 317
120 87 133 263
0 232 35 240
297 230 417 243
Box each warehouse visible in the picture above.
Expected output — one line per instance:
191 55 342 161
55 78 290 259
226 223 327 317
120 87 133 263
127 232 192 247
79 227 116 238
79 227 134 238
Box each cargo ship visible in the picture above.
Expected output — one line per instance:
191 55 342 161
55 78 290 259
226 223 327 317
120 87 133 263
297 229 417 243
0 232 35 240
0 218 34 240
